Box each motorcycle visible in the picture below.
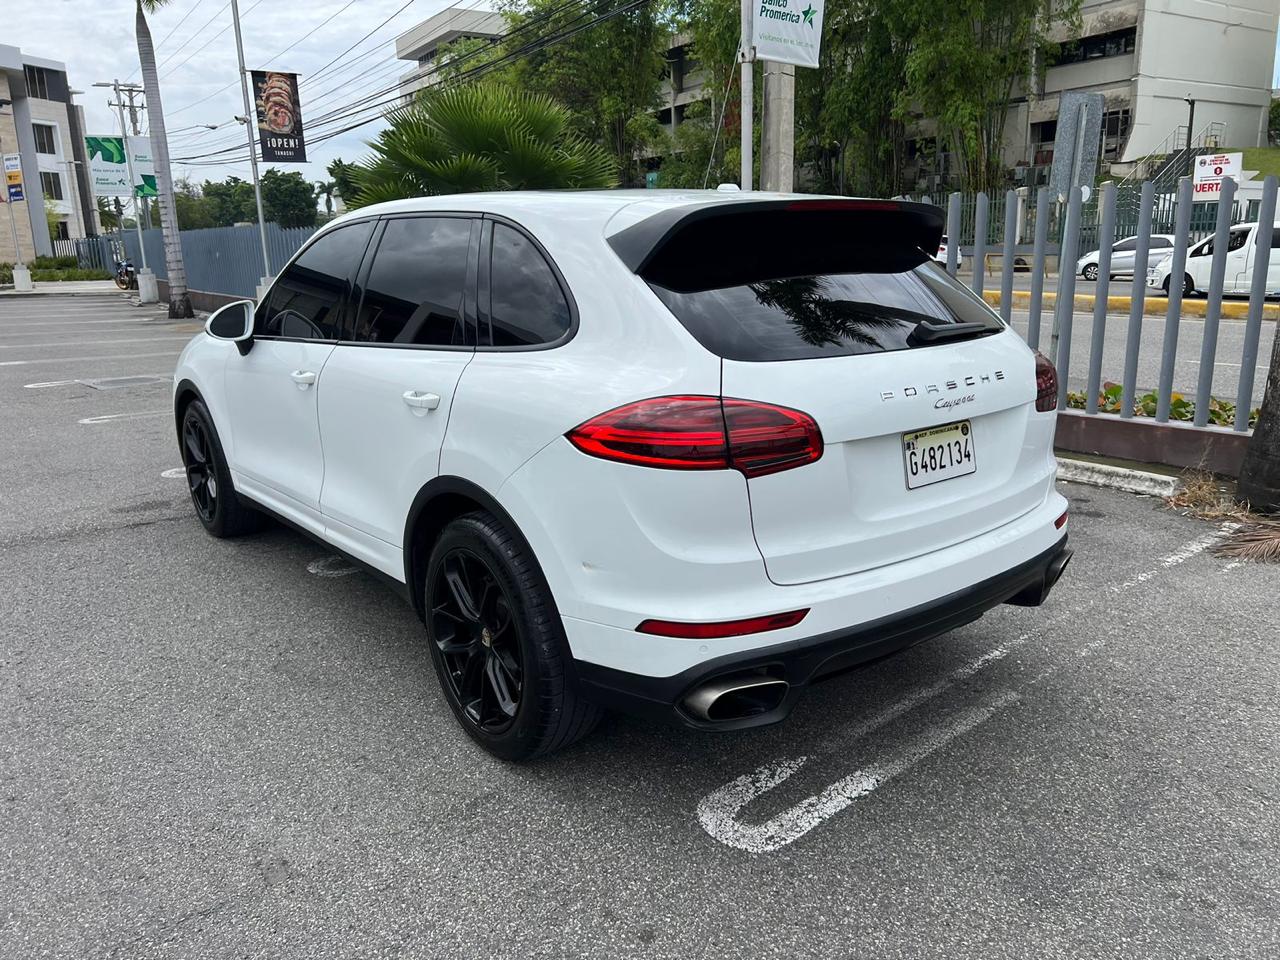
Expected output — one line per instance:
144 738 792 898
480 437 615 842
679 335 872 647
113 257 137 291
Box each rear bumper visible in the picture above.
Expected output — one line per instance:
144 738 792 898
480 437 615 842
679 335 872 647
574 534 1071 730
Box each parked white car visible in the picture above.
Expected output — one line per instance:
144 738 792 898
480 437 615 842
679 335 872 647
1147 222 1280 297
930 233 964 270
173 191 1071 759
1077 234 1176 281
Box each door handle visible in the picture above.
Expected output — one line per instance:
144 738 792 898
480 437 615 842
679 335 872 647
402 390 441 411
290 369 317 387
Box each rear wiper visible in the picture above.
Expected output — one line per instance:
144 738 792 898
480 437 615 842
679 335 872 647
907 319 991 346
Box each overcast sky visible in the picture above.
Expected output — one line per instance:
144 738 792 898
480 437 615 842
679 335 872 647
4 1 1280 197
5 0 462 190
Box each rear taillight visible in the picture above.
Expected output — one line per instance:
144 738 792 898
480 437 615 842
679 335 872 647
567 396 823 478
1035 351 1058 412
636 609 808 638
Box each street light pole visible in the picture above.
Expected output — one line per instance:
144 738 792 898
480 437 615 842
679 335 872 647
1184 96 1196 177
739 0 753 191
230 0 273 292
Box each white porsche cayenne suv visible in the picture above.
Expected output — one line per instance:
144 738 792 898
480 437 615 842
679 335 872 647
174 191 1071 760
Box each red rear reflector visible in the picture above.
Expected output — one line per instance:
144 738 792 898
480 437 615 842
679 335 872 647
1055 511 1068 529
1035 350 1058 412
567 396 822 478
636 609 808 639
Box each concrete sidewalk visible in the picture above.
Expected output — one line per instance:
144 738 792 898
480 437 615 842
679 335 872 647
0 280 124 297
984 288 1279 320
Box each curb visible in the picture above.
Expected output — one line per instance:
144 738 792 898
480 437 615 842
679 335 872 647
984 289 1278 320
1056 457 1181 498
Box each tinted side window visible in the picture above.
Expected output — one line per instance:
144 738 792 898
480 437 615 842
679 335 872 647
353 217 472 346
1271 227 1280 249
259 221 373 339
487 224 572 347
1227 229 1250 252
1150 237 1171 249
1113 238 1137 252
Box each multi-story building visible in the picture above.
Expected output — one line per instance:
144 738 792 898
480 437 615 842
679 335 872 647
395 5 507 101
0 45 97 262
906 0 1278 190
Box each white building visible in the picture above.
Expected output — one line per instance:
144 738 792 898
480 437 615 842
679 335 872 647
395 6 507 100
0 45 97 262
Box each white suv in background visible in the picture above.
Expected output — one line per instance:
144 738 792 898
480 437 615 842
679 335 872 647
1147 222 1280 297
174 192 1071 760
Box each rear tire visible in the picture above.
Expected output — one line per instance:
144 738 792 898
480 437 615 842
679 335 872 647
180 400 266 538
424 511 600 761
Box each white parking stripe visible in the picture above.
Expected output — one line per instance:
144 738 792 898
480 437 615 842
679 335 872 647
698 524 1237 852
78 411 170 424
0 351 182 366
0 336 191 350
23 379 78 389
697 692 1021 854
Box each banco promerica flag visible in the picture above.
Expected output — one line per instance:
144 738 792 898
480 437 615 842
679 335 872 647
753 0 825 68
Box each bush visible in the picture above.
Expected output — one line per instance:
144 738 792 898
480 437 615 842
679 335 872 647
0 262 11 285
29 267 112 282
32 254 79 270
1066 382 1260 429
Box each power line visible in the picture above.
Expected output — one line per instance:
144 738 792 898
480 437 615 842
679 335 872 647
156 1 232 72
160 0 265 81
303 0 419 88
128 0 210 79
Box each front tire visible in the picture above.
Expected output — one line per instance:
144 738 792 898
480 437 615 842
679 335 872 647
1081 263 1099 281
180 400 265 538
424 512 600 761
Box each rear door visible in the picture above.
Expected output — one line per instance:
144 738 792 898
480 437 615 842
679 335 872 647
318 215 478 561
625 199 1047 585
1110 236 1137 274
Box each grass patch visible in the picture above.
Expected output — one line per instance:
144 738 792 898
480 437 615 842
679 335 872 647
1239 146 1280 179
1165 468 1280 563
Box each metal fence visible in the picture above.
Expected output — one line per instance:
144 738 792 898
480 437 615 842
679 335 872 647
941 176 1278 433
75 223 316 299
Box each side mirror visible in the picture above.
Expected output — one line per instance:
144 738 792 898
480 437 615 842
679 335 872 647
205 300 255 355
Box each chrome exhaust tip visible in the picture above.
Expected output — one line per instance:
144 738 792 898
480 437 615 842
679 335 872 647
683 675 789 723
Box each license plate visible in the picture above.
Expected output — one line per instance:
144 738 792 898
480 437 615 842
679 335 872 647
903 420 976 489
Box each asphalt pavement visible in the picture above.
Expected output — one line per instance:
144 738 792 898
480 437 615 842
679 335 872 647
2 293 1279 958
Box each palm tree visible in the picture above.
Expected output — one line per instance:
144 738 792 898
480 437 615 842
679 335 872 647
1239 337 1280 512
136 0 192 318
350 83 617 206
314 180 337 218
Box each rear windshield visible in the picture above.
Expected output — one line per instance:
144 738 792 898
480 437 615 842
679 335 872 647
650 260 1005 362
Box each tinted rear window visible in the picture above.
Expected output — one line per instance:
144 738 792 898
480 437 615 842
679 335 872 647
651 261 1005 362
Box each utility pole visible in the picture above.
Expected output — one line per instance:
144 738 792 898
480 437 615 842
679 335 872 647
95 79 157 303
230 0 273 295
121 85 152 230
760 61 795 192
739 0 753 191
1184 96 1196 178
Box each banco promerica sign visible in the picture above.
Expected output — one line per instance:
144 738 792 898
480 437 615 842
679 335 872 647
753 0 825 68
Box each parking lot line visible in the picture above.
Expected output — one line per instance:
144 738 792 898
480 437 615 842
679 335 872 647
0 351 184 367
78 411 171 425
697 522 1238 854
0 336 192 350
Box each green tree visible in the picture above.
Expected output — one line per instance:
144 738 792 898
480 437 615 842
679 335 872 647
491 0 667 184
350 82 617 205
1269 99 1280 146
326 158 361 203
96 197 122 232
314 180 337 219
136 0 193 317
261 169 318 229
1240 336 1280 511
902 0 1081 191
201 177 256 226
173 178 216 231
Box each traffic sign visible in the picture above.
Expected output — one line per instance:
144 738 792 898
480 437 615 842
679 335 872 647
1192 152 1242 201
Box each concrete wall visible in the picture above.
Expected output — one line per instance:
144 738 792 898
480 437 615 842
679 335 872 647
1124 0 1277 159
0 71 39 264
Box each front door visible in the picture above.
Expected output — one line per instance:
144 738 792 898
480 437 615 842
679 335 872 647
318 215 478 557
224 219 375 513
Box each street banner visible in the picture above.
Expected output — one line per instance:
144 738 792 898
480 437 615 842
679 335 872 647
3 153 24 202
84 135 157 198
752 0 825 68
1192 152 1242 201
251 71 307 163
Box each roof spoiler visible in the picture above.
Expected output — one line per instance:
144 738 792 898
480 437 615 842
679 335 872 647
608 198 946 293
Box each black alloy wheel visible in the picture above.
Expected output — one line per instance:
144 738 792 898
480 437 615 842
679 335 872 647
182 413 218 523
430 548 525 734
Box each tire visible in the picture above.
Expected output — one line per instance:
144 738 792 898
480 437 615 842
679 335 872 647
1182 273 1195 297
114 274 129 290
179 400 266 538
424 511 601 761
1081 263 1099 281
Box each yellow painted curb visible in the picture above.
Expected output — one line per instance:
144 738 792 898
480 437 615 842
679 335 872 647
983 289 1279 320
